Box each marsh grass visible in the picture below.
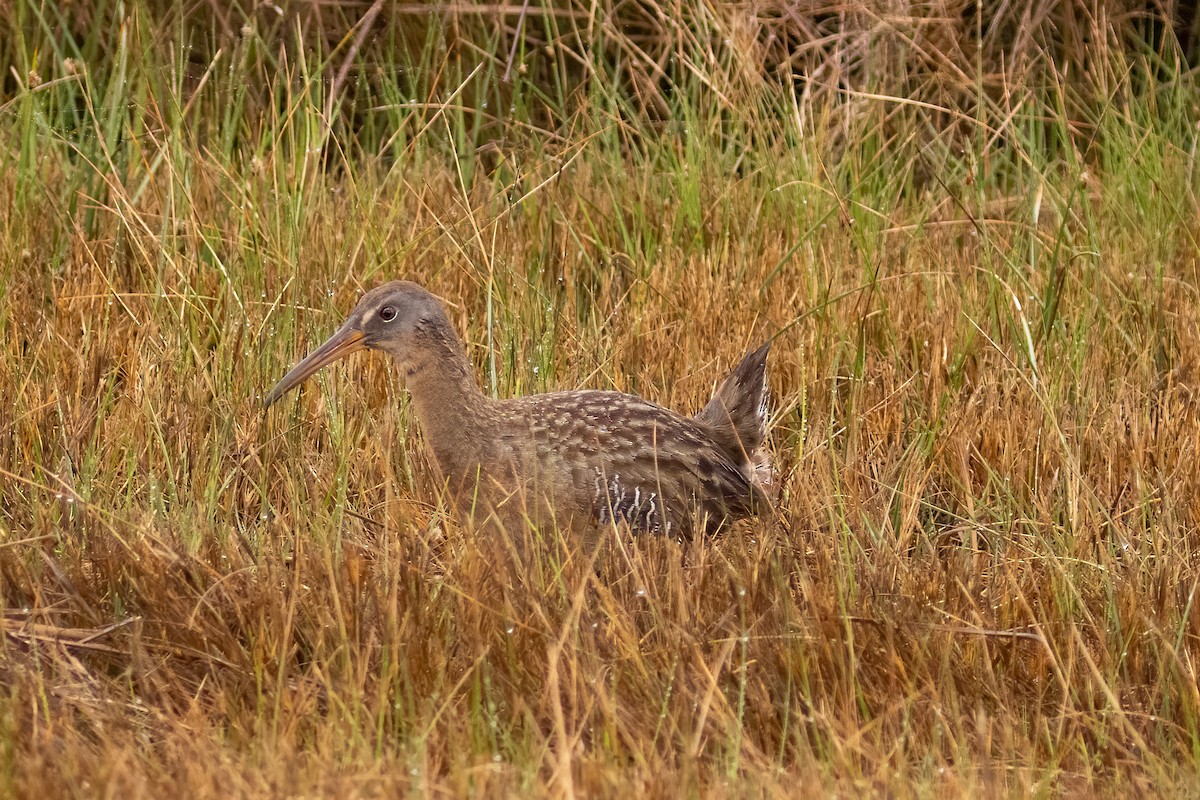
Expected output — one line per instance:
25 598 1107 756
3 1 1200 796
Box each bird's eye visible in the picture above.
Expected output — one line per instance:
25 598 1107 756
380 306 397 322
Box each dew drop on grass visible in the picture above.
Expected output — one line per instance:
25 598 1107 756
737 587 746 597
505 625 514 635
635 587 646 598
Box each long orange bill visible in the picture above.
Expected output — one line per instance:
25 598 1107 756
264 326 366 408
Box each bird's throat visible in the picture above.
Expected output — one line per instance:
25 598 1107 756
398 335 493 482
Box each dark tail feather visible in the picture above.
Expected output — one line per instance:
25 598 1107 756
694 342 771 460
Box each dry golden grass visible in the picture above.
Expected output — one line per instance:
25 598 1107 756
4 1 1200 797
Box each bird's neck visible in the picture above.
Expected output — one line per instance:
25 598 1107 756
398 328 494 480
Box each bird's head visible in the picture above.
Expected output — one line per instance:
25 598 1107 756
264 280 451 407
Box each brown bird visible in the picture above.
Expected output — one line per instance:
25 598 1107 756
265 281 773 546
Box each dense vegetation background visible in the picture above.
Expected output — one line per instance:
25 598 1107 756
3 1 1200 796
